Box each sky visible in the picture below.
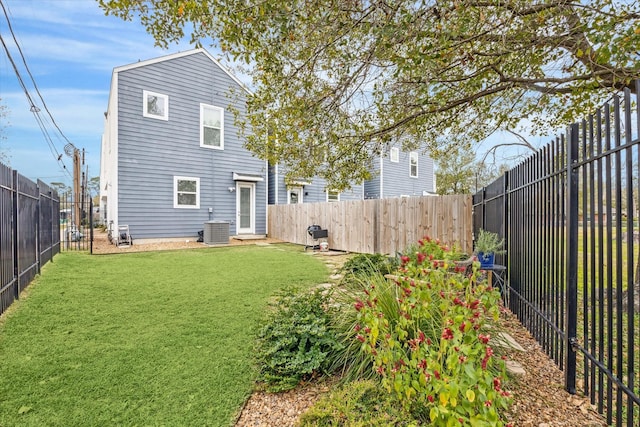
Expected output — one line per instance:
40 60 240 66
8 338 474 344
0 0 217 186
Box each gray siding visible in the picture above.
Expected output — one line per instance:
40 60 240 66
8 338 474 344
268 166 363 204
268 164 276 204
365 151 435 199
364 159 381 199
116 52 266 238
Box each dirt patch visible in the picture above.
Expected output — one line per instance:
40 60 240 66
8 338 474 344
91 230 284 254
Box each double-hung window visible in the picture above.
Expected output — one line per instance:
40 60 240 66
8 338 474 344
174 176 200 209
390 147 399 163
200 104 224 149
410 152 418 178
327 190 340 202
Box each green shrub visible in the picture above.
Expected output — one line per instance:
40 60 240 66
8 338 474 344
255 287 343 391
355 239 512 425
300 379 419 426
340 253 398 285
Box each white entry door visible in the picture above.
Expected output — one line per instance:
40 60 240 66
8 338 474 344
236 182 255 234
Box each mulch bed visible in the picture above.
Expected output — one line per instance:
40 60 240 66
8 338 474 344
235 310 607 427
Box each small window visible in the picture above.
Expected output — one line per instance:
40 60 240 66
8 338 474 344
410 152 418 178
327 190 340 202
174 176 200 209
288 187 303 204
200 104 224 149
390 147 399 163
143 90 168 120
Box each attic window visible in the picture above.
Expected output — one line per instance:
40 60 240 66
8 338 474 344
143 90 168 120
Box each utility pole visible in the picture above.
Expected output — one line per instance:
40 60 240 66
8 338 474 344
65 143 81 231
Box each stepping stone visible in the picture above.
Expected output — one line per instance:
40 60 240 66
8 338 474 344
505 360 526 376
492 332 525 352
329 274 343 281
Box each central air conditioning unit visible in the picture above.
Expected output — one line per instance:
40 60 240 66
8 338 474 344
203 221 229 245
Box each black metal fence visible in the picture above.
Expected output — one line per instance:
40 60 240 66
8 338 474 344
58 191 93 252
474 82 640 426
0 162 61 317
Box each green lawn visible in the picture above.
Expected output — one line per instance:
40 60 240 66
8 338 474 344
0 244 328 426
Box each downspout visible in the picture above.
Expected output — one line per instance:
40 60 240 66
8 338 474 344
275 163 279 205
379 156 384 199
265 113 269 234
265 159 269 235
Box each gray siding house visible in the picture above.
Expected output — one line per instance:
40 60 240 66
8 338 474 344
100 49 267 240
364 146 435 199
266 146 435 205
268 164 364 204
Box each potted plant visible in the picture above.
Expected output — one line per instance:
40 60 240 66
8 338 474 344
474 229 506 268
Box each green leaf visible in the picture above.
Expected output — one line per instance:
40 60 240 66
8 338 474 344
18 406 31 415
430 406 439 422
466 389 476 402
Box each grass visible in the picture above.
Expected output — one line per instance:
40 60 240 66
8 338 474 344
0 244 329 426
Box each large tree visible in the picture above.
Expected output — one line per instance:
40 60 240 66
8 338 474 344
100 0 639 189
435 148 508 194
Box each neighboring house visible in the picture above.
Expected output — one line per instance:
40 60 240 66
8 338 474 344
364 146 435 199
267 146 435 205
268 163 364 204
100 49 267 241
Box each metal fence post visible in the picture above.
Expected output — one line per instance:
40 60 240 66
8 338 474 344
90 198 94 255
36 184 41 275
503 171 509 259
11 170 18 301
565 123 579 394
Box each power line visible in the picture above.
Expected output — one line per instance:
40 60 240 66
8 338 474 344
0 0 72 178
0 0 75 148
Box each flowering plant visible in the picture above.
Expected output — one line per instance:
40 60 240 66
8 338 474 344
355 237 512 425
399 237 465 270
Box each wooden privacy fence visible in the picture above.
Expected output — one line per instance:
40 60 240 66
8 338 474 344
268 195 472 255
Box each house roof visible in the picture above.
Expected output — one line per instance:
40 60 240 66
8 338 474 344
112 48 252 95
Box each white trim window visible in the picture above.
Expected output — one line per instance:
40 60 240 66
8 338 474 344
288 187 303 204
174 176 200 208
142 90 168 120
200 103 224 149
410 152 419 178
390 147 399 163
326 190 340 202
